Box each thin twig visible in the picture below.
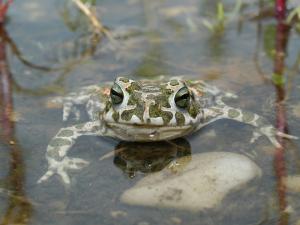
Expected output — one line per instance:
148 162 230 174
72 0 115 44
99 147 126 161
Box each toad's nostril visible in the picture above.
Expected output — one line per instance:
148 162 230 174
149 131 157 138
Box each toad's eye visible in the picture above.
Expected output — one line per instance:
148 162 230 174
175 87 190 108
110 83 124 104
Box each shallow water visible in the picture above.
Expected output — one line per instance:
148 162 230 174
0 0 300 224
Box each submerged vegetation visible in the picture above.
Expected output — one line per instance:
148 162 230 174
202 0 242 35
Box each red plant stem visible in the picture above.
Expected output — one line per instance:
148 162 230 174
275 0 287 20
0 0 13 23
273 21 290 136
0 24 32 225
0 25 13 140
272 4 291 224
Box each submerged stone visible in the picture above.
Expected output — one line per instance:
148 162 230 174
121 152 261 212
284 175 300 193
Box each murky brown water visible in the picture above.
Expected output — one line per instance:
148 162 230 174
0 0 300 224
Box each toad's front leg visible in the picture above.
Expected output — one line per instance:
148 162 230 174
38 121 105 185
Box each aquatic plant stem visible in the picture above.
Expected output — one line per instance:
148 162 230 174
72 0 115 43
0 0 12 23
0 22 32 224
0 25 13 140
272 1 291 224
273 7 290 142
275 0 286 20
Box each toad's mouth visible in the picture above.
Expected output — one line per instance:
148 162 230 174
106 122 194 142
106 122 191 129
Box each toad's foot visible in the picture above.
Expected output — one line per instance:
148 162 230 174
37 157 89 185
51 97 82 121
62 102 81 121
38 121 106 185
251 126 298 148
51 85 103 121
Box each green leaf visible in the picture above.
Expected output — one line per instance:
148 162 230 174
263 25 276 59
272 73 285 85
217 2 224 21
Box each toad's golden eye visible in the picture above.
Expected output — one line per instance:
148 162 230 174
175 87 190 108
110 83 124 104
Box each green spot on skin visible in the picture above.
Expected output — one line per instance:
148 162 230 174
228 109 240 118
175 112 185 126
160 84 174 95
127 96 135 105
47 148 61 160
105 101 112 112
161 111 173 124
163 88 173 95
146 94 171 108
49 138 71 147
126 82 141 94
161 100 171 108
242 111 255 123
170 80 179 86
188 103 199 118
127 92 142 106
149 104 160 118
121 110 135 121
112 112 119 122
119 77 129 83
123 94 145 121
158 96 170 108
256 117 268 127
57 130 74 137
134 104 145 121
119 89 145 122
149 103 173 124
75 124 85 129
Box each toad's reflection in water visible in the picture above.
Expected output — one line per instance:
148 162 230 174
113 139 191 178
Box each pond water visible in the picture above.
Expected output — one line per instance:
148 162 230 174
0 0 300 224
